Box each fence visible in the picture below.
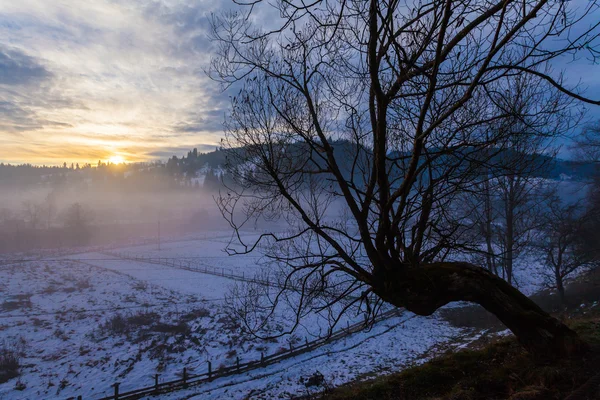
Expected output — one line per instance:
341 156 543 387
79 307 407 400
105 252 362 302
104 252 274 287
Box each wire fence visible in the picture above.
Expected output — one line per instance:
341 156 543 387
77 307 407 400
2 242 391 399
105 252 362 302
104 251 274 287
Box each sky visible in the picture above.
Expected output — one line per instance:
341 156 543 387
0 0 239 165
0 0 599 165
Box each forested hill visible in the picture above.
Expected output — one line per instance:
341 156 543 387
0 143 595 189
167 142 596 180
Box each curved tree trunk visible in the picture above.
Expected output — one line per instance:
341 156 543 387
373 262 586 359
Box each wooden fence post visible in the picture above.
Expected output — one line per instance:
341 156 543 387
154 374 159 392
112 382 120 400
183 367 187 384
77 396 82 400
236 356 240 371
208 361 212 381
289 342 293 352
261 352 264 365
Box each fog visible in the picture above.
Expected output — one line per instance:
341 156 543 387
0 167 235 253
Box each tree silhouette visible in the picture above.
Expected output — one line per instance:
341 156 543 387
210 0 600 358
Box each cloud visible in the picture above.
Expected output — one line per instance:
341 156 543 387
0 96 73 134
146 144 218 158
0 101 40 133
0 46 78 135
0 46 51 85
173 108 227 134
0 1 282 164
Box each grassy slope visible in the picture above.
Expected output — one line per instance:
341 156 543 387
313 266 600 400
316 309 600 400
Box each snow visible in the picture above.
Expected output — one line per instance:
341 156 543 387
0 232 559 400
61 252 238 298
157 313 471 400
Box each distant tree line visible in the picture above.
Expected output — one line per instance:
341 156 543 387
0 148 236 192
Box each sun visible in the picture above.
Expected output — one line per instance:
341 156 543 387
108 155 125 164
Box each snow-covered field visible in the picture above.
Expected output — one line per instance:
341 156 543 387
0 231 555 400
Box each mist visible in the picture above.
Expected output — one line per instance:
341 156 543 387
0 162 234 253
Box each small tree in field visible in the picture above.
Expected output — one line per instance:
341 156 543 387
539 195 590 305
63 203 92 246
574 122 600 165
572 121 600 264
461 75 568 284
210 0 600 358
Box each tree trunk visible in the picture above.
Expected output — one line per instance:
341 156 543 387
373 261 586 359
505 207 514 285
556 276 566 306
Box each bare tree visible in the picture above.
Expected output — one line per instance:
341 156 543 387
539 194 590 305
494 143 553 286
44 191 57 230
63 203 93 246
22 201 42 229
574 121 600 164
572 121 600 262
0 208 13 228
464 177 499 275
210 0 600 357
462 75 570 284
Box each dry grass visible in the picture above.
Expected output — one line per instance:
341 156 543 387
314 307 600 400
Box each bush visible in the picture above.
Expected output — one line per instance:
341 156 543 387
126 311 160 326
1 295 32 312
132 281 148 291
103 313 128 334
226 349 237 359
76 279 92 290
103 311 161 335
0 346 20 384
152 322 189 334
180 308 210 322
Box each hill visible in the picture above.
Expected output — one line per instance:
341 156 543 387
310 268 600 400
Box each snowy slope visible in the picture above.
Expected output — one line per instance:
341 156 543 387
0 232 557 400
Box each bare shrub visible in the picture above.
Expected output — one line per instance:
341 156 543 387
0 345 20 384
126 311 160 326
14 379 26 391
103 311 161 335
132 281 148 291
226 349 237 359
152 322 189 334
180 308 210 322
103 313 128 335
53 329 68 341
1 295 32 312
41 285 59 295
76 279 92 290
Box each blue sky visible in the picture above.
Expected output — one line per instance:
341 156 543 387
0 0 599 164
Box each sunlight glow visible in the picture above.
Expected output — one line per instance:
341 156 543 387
108 155 125 164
